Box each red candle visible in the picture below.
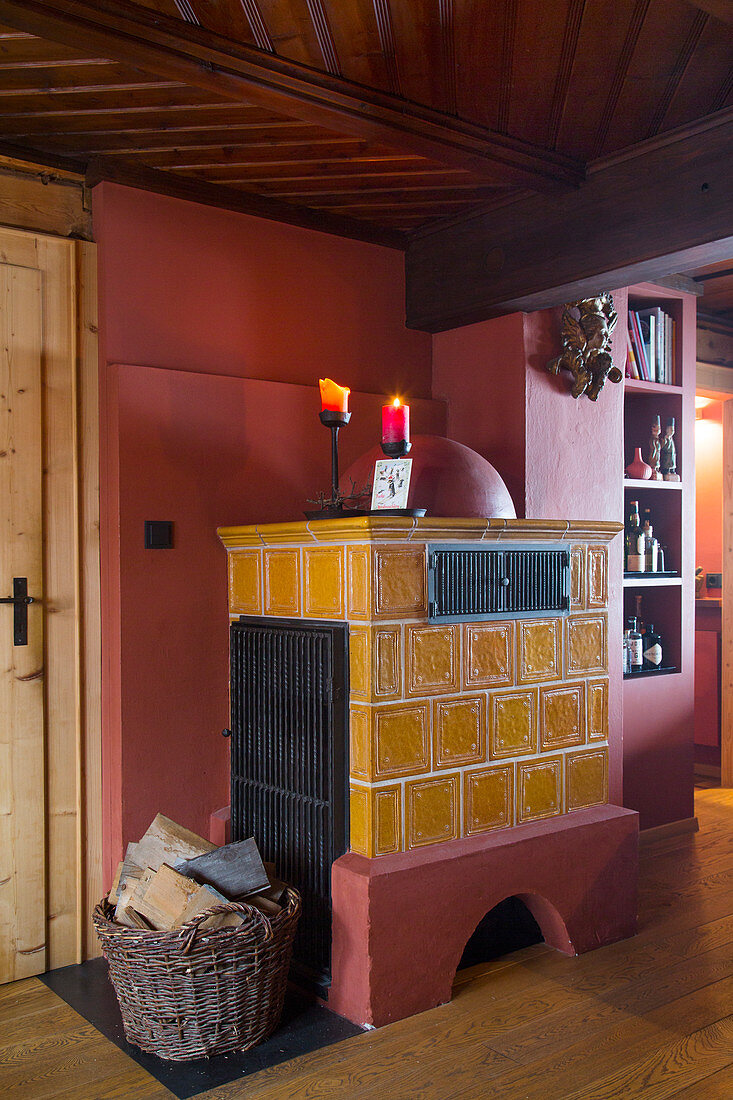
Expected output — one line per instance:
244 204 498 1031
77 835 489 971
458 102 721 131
382 397 410 444
319 377 350 413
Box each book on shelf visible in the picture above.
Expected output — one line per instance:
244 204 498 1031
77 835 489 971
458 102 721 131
629 310 649 381
625 329 640 379
628 306 675 385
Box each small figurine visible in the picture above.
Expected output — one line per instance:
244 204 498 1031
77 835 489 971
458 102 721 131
660 417 680 481
647 415 663 480
546 294 623 401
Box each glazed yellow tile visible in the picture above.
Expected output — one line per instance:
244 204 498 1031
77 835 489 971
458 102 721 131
350 705 371 779
406 624 459 696
349 626 371 701
463 622 514 689
304 546 345 618
264 548 301 616
518 758 562 823
374 702 430 779
433 695 485 769
349 785 370 856
566 748 608 810
373 786 402 855
490 688 537 758
374 627 401 699
406 775 459 849
540 682 585 751
464 765 514 835
587 546 608 608
566 614 607 676
587 679 609 741
569 545 585 611
518 618 562 683
347 545 371 619
374 545 426 618
228 549 261 615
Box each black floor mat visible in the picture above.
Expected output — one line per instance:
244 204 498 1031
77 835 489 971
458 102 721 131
40 958 364 1100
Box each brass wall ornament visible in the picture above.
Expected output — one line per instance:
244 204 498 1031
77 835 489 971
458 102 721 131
547 294 622 400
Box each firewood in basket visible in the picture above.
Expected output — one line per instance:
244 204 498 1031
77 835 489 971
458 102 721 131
133 864 205 931
133 813 215 873
247 893 282 918
177 884 244 930
108 844 143 905
175 837 269 899
114 865 153 926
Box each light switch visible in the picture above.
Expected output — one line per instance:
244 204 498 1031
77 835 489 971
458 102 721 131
145 521 174 549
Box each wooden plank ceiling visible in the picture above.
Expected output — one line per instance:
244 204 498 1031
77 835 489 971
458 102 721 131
0 0 730 249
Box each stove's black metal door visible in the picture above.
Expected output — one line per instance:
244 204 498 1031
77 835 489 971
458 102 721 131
229 616 349 993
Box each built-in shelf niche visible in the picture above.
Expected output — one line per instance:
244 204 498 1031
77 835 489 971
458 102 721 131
623 564 682 673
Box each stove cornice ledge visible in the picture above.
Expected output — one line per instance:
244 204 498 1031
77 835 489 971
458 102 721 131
217 517 622 549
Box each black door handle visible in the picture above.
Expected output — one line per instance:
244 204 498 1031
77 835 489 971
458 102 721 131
1 578 36 645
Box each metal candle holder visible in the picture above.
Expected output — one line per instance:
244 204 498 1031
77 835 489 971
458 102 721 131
380 439 412 458
320 408 350 502
304 408 370 520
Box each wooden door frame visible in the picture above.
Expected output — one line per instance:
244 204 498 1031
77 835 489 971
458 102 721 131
0 215 101 964
698 363 733 787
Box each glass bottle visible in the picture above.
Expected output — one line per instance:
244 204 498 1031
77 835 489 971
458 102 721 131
642 623 663 670
627 617 643 671
643 521 658 572
625 501 645 572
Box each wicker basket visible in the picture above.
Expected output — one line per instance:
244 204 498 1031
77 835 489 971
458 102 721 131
93 888 301 1061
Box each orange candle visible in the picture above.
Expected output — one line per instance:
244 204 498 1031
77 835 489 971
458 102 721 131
319 377 350 413
382 397 409 443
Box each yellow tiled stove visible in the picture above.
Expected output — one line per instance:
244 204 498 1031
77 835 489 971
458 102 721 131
219 516 619 860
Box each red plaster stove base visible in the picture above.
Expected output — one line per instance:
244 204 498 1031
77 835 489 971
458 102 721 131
328 804 638 1028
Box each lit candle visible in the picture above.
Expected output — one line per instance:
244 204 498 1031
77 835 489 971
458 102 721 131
319 377 350 413
382 397 410 444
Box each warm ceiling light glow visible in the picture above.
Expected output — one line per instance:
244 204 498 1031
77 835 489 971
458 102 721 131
695 396 713 409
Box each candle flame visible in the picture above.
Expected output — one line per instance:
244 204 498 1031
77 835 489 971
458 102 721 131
393 397 401 408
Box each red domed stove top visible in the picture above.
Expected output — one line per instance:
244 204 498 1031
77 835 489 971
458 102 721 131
342 434 517 519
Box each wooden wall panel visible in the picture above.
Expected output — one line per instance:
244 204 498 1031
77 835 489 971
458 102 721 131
0 262 46 983
76 240 102 958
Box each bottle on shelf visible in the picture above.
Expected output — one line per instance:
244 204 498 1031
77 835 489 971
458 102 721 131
642 623 663 671
627 617 643 672
634 594 645 635
642 520 659 572
625 500 645 572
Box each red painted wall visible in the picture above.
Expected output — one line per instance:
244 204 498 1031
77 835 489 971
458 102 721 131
432 313 527 516
94 183 439 882
695 400 723 593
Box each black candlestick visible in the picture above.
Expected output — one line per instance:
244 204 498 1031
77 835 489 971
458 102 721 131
319 409 350 504
381 439 412 458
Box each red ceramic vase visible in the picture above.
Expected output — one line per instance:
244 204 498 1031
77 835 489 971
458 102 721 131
625 447 652 480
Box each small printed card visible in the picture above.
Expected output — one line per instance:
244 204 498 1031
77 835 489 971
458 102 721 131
371 458 413 510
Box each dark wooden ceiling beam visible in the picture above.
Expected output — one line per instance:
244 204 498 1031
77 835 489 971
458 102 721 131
680 0 733 26
0 0 585 191
405 110 733 331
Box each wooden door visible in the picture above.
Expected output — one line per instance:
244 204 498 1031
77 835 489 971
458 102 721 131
0 224 101 983
0 261 46 981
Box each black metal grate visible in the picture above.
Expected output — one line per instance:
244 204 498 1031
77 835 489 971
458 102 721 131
428 545 570 621
229 617 348 993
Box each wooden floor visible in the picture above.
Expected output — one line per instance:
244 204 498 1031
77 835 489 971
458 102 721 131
1 786 731 1099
